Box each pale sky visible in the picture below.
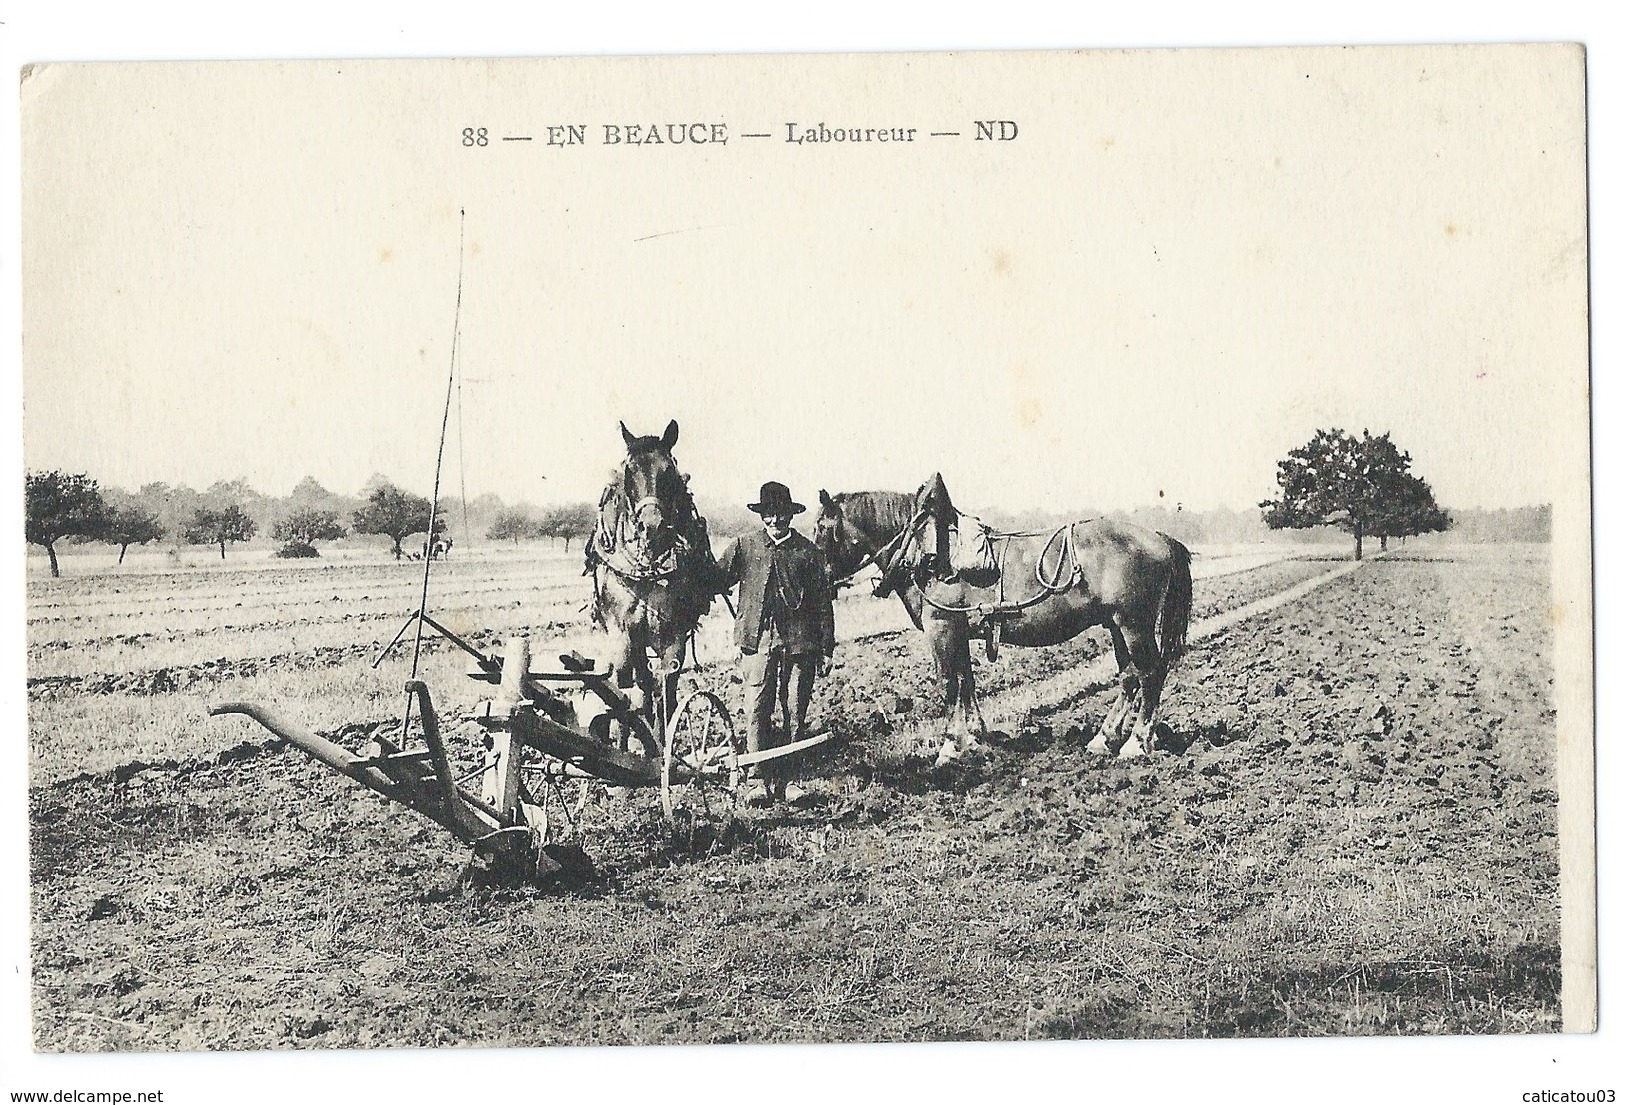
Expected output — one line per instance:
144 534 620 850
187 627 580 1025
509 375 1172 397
21 47 1588 513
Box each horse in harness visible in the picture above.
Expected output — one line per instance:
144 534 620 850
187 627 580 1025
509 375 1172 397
815 474 1193 764
585 420 719 758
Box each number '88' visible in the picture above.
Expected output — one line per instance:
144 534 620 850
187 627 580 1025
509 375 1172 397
462 127 488 147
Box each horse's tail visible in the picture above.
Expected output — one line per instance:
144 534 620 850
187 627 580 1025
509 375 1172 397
1157 538 1194 665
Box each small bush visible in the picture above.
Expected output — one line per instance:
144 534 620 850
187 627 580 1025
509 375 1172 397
276 540 320 559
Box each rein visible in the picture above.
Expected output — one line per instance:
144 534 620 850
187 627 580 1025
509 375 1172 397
830 523 913 590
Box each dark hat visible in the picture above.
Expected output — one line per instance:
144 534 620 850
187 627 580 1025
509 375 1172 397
748 481 805 516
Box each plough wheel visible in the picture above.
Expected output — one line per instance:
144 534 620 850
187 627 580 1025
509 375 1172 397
661 690 740 819
532 766 597 843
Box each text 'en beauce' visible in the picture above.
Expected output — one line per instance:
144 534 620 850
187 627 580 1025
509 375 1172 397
597 123 729 146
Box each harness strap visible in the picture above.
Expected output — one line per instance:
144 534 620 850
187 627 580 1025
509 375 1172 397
911 517 1086 616
592 463 701 583
833 524 913 590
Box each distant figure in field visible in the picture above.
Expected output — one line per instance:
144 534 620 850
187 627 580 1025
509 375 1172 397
412 537 454 562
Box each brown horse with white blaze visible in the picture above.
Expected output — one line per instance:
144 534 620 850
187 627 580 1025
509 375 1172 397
815 474 1193 763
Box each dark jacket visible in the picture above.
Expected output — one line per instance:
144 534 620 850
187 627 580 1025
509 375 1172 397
717 527 836 656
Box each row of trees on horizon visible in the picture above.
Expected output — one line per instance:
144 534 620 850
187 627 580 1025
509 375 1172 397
23 473 485 576
22 429 1547 576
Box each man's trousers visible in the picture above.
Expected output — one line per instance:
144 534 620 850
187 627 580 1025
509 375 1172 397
738 648 817 782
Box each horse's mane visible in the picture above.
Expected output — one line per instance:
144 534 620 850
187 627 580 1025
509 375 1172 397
833 490 916 541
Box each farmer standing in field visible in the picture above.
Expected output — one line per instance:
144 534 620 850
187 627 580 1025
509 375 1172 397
715 481 836 806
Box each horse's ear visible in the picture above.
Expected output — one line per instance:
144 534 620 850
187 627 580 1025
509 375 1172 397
661 420 679 451
619 421 635 448
819 489 834 508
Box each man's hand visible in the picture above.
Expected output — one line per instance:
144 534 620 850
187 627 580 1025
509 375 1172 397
818 655 834 678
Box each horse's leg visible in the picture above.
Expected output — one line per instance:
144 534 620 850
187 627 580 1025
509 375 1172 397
605 629 635 752
634 650 665 762
1130 661 1171 754
1117 623 1160 758
1116 670 1144 738
1090 622 1136 754
927 617 965 765
613 626 660 761
960 632 987 742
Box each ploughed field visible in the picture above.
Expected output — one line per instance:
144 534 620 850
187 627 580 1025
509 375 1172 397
26 543 1559 1048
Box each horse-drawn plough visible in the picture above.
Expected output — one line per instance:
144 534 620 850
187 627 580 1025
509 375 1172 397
211 400 830 882
212 610 831 880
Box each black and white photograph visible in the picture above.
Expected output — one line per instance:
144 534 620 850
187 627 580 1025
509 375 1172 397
3 15 1613 1104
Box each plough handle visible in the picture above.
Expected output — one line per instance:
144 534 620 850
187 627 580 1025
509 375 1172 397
210 701 400 795
210 699 516 846
405 680 459 816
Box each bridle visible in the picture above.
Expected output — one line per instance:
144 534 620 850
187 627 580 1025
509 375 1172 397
823 504 936 596
594 461 692 584
828 526 907 590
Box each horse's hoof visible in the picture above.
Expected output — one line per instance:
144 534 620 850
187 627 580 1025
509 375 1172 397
934 742 962 767
1085 732 1111 755
1152 721 1176 751
1118 736 1146 759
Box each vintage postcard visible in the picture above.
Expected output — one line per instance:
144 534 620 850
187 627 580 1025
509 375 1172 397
15 43 1592 1069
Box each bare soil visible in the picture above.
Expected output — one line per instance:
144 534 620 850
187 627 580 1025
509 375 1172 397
28 547 1558 1048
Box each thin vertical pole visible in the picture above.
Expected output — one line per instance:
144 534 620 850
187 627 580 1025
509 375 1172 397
401 208 467 743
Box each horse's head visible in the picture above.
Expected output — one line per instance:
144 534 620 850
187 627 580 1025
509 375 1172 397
815 490 868 580
816 487 928 595
617 419 688 550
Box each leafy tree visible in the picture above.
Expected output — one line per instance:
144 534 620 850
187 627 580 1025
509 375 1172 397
288 476 334 505
273 507 346 557
538 502 596 552
1372 473 1451 550
134 481 203 552
1261 428 1446 560
186 504 257 560
104 503 165 564
25 470 111 577
353 482 444 560
464 491 508 541
201 477 272 536
202 477 262 507
488 507 540 544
